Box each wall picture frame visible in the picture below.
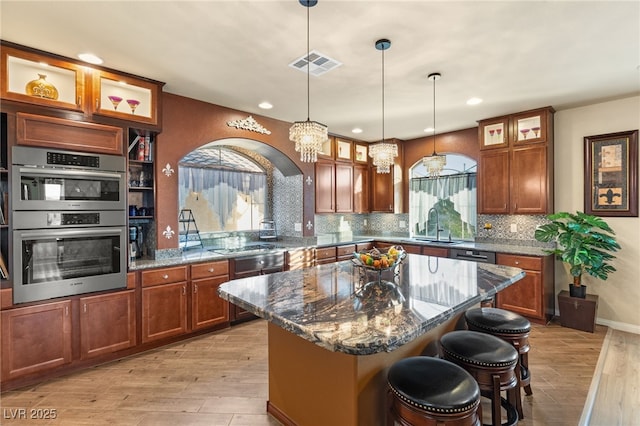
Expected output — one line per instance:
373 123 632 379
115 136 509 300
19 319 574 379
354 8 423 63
584 130 638 217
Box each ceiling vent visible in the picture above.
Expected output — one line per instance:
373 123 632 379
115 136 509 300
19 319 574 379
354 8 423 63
289 50 342 76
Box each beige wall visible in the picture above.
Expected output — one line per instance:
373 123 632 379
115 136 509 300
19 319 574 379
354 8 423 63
555 95 640 332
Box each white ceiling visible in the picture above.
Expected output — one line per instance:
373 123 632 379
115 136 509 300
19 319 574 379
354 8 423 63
1 1 639 142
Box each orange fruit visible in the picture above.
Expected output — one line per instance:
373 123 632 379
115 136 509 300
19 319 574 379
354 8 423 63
373 260 381 268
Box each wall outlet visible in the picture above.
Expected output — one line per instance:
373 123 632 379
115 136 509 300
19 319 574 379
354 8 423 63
364 219 368 226
399 220 406 228
510 223 518 233
294 223 302 232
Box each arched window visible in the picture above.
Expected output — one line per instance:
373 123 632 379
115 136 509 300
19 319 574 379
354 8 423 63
409 154 477 241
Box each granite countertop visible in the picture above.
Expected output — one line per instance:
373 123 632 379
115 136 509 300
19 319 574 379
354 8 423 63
218 254 525 355
129 234 550 271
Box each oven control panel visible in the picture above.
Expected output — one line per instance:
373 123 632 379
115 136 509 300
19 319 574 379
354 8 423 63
47 151 100 168
47 212 101 226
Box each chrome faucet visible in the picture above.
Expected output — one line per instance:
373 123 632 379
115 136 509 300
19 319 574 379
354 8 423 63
428 207 444 241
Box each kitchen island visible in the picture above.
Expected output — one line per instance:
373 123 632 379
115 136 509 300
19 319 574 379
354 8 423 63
219 254 525 426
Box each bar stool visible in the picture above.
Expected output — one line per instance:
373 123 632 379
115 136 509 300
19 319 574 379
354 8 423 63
440 330 519 426
464 307 531 419
387 356 481 426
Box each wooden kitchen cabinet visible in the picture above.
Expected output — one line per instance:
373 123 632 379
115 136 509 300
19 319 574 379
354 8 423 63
370 167 394 212
286 248 315 270
315 161 335 213
1 300 72 381
478 106 554 215
336 244 356 261
141 266 189 343
421 246 449 257
316 246 337 265
353 165 369 213
1 44 86 112
79 290 136 360
495 253 554 323
92 69 161 126
315 161 354 213
191 260 230 330
16 112 123 156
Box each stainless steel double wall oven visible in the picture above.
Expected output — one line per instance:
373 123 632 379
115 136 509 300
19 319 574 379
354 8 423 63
11 146 128 303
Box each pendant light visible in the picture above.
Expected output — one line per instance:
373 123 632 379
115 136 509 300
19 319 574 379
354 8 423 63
422 72 446 177
369 38 397 174
289 0 328 163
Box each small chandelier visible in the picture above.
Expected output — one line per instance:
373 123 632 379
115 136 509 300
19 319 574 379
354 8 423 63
369 38 397 174
422 72 447 177
289 0 328 163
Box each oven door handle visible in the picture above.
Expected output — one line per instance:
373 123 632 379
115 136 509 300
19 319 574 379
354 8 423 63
18 167 123 180
18 227 124 239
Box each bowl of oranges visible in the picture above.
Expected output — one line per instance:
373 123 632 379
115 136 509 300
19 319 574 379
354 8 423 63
352 245 406 271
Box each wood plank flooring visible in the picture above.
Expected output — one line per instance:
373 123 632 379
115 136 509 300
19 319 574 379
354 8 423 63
0 318 612 425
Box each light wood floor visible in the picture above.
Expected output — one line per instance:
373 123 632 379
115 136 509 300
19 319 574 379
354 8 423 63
0 318 612 425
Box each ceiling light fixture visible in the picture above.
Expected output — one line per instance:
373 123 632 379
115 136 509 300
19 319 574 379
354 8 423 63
422 72 446 177
258 101 273 109
289 0 328 163
466 97 483 106
77 53 103 65
369 38 397 174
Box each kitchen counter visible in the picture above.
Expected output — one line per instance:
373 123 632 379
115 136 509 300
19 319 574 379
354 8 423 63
129 234 550 271
218 254 524 425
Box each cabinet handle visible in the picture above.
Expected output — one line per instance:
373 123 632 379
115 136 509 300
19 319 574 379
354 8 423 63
65 306 69 316
83 303 87 313
208 268 214 273
96 98 99 109
389 204 392 211
194 284 198 293
162 274 169 280
78 95 82 105
182 285 186 295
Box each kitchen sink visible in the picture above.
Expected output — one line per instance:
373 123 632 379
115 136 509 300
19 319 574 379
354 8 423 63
412 238 461 245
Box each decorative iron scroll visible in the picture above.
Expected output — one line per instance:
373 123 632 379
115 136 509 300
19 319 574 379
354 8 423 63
226 116 271 135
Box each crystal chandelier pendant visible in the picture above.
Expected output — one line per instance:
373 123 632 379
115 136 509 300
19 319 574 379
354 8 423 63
369 141 398 174
290 119 328 163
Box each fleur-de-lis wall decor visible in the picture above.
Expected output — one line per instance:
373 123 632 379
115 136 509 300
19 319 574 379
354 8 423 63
162 163 174 177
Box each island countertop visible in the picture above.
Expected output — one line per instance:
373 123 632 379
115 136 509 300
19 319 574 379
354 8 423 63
218 254 525 355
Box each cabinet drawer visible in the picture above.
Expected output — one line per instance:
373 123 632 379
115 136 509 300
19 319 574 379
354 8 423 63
496 254 541 271
356 242 374 252
141 266 188 287
337 244 356 258
191 260 229 279
316 246 337 260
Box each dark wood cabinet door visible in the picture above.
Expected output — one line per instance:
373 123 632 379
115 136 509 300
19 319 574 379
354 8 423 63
192 276 229 330
142 282 188 343
335 164 353 213
315 161 335 213
1 300 72 380
353 165 369 213
496 269 542 319
511 145 548 214
478 149 510 214
80 290 136 359
370 169 394 212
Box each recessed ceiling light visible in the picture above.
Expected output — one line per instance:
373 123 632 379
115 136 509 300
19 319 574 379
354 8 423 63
258 102 273 109
78 53 103 65
466 97 483 106
424 127 434 133
351 128 363 134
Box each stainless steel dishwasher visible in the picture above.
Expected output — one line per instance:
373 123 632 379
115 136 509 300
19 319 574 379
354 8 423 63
448 247 496 264
230 251 285 323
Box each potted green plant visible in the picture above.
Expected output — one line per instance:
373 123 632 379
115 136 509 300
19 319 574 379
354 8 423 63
534 211 621 298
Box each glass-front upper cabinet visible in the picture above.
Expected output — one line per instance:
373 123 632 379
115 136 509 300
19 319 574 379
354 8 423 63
1 46 86 111
92 70 159 126
479 107 553 150
478 116 509 150
510 109 549 145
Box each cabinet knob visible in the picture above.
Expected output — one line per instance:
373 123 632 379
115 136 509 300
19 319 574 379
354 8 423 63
208 268 214 273
182 285 186 295
193 284 198 293
515 261 520 265
162 274 169 279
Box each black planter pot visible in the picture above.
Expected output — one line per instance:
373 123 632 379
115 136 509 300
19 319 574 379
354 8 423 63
569 284 587 298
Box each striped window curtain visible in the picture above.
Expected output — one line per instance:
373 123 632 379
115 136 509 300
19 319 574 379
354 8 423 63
409 173 477 240
179 167 266 232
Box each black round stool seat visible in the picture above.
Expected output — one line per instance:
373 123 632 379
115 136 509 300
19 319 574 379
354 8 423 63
440 331 519 426
465 308 531 335
388 356 481 425
440 330 519 368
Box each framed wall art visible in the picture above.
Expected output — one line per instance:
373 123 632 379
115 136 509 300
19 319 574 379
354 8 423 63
584 130 638 217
